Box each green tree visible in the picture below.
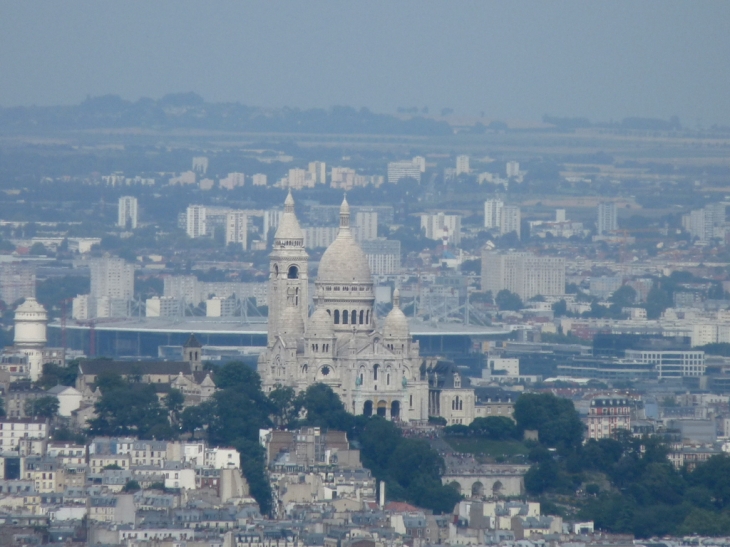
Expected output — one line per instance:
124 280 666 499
123 480 141 492
37 362 78 389
551 299 567 316
513 393 584 449
298 383 353 431
88 378 173 439
468 416 517 440
164 389 185 424
180 401 215 439
495 289 523 311
610 285 637 307
25 396 59 418
268 386 301 428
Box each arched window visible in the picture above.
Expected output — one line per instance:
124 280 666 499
352 310 357 324
288 265 299 279
387 373 390 385
334 310 340 324
342 310 348 324
366 311 370 324
360 310 364 324
373 364 379 381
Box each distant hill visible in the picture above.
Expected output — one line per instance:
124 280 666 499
0 93 453 136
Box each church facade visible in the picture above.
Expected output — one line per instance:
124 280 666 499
258 193 429 422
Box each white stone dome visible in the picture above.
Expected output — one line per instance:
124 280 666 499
383 289 409 339
280 306 304 336
317 197 372 284
307 307 333 337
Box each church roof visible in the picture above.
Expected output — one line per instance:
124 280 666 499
184 334 202 348
274 190 304 241
317 196 372 284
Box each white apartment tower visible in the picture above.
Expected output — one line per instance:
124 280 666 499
456 155 470 176
117 196 138 229
484 199 504 229
186 205 207 238
412 156 426 173
506 161 520 178
225 211 248 250
387 160 421 184
482 250 565 300
597 202 618 235
90 257 134 300
421 213 462 246
355 210 379 241
308 162 326 185
500 206 521 238
252 174 268 187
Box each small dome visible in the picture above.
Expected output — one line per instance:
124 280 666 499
384 290 409 339
280 306 304 336
307 308 333 337
317 196 372 284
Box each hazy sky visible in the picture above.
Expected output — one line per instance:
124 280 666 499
1 1 729 124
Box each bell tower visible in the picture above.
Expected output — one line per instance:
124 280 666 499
268 191 309 345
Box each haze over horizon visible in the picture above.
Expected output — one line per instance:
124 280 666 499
1 1 729 125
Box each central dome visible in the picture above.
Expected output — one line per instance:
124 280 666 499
317 196 372 284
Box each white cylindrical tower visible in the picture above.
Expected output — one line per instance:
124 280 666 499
14 297 47 348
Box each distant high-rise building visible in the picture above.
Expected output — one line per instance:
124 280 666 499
412 156 426 173
0 263 35 305
263 209 283 240
484 199 504 229
303 226 339 249
220 172 245 190
225 211 248 250
252 173 268 186
597 202 618 235
683 203 726 243
90 257 134 300
117 196 138 229
482 250 565 299
355 210 378 241
456 155 470 176
506 161 520 178
308 161 326 185
421 213 462 246
555 209 566 222
387 160 421 184
192 156 208 174
360 239 401 275
186 205 207 238
500 206 521 237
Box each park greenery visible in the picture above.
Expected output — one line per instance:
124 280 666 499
80 361 460 516
453 393 730 538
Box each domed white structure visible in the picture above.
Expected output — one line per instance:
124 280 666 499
258 194 428 422
14 297 47 348
12 297 48 381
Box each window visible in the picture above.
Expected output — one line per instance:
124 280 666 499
343 310 348 324
373 365 379 381
334 310 340 324
288 265 299 279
